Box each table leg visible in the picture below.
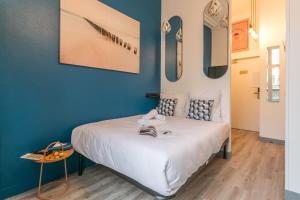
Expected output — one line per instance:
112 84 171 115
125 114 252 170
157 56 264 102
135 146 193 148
37 163 44 198
64 159 68 182
36 161 69 200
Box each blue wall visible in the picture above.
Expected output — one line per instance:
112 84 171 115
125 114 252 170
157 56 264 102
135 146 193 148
0 0 161 198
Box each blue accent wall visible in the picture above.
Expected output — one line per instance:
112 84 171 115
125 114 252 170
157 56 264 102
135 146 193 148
203 25 212 76
0 0 161 198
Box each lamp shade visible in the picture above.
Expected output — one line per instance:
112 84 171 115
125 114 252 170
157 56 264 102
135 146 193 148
161 19 171 33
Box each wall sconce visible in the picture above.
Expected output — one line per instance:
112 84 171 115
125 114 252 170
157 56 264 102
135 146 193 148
161 0 171 34
161 19 171 34
249 25 258 40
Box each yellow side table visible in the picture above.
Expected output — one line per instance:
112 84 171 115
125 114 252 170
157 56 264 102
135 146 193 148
34 142 74 200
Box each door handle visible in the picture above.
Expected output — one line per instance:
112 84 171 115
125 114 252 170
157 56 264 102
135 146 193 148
253 88 260 99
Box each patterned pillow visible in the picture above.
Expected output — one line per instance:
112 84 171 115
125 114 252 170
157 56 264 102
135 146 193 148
156 98 178 116
187 99 214 121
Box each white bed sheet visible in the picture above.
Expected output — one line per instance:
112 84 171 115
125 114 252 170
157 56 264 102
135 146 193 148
71 115 230 196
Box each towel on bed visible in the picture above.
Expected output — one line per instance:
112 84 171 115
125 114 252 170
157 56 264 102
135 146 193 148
138 110 166 127
142 109 158 120
137 118 166 127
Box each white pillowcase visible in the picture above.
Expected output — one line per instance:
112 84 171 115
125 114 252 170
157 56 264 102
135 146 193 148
187 90 222 122
160 93 188 117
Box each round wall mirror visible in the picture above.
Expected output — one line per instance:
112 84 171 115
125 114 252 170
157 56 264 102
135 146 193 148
165 16 183 82
203 0 229 79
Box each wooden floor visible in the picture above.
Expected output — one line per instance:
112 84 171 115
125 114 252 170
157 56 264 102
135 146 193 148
8 129 284 200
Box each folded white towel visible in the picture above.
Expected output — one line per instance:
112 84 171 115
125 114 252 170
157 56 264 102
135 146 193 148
137 119 166 127
155 114 166 121
142 109 158 120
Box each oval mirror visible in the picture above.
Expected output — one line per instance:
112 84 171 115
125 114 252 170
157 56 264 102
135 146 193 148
203 0 229 79
165 16 183 82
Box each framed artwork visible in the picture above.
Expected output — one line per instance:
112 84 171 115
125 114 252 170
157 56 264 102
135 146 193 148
60 0 140 73
232 19 249 52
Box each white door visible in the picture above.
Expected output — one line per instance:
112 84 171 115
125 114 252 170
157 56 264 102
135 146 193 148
231 58 262 131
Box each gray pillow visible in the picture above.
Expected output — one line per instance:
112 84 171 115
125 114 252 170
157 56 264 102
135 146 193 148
156 98 178 116
187 99 214 121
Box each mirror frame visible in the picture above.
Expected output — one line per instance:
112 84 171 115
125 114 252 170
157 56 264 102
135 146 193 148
165 15 183 82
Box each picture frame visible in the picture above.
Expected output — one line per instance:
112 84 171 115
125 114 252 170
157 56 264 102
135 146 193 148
232 19 249 52
60 0 140 73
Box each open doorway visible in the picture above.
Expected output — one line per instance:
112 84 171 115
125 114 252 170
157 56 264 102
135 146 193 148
231 0 285 142
230 1 286 198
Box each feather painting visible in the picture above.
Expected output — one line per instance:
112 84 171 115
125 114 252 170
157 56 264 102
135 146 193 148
60 0 140 73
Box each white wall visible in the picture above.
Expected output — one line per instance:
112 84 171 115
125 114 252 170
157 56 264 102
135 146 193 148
161 0 231 125
286 0 300 194
259 0 285 141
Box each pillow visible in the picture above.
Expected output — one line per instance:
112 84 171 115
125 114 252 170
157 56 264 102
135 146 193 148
156 98 178 116
160 93 188 117
187 99 214 121
187 90 222 122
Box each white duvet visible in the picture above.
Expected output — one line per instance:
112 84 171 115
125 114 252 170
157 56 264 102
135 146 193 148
71 116 230 196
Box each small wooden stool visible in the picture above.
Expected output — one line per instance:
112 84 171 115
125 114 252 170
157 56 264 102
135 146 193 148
34 142 74 200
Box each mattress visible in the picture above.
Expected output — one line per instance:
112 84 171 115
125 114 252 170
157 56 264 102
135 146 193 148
71 115 230 196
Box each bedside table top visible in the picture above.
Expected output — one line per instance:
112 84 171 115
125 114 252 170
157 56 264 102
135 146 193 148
34 149 74 164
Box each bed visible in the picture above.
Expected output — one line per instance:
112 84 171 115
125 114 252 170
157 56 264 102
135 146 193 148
71 115 230 199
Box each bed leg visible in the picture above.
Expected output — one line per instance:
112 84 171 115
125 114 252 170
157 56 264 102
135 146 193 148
223 142 228 159
78 153 85 176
